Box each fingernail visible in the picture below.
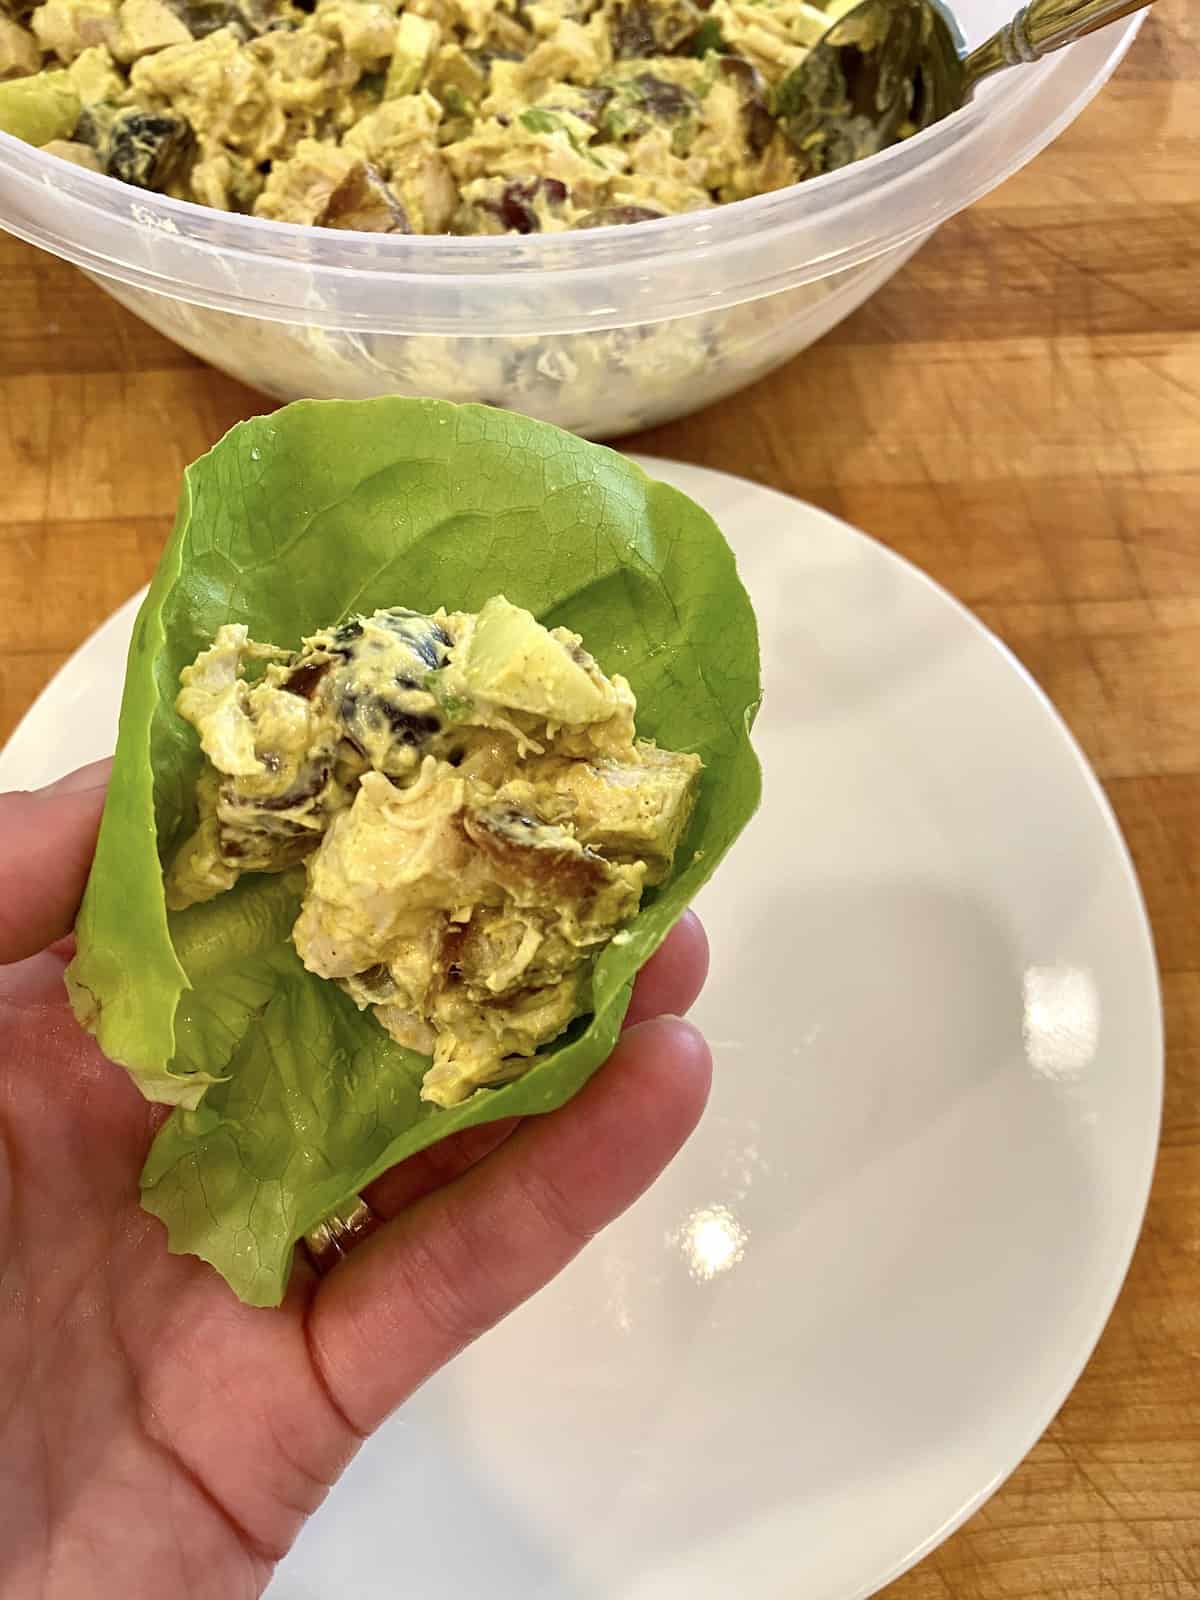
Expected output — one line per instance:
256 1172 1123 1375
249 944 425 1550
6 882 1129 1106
626 1013 696 1039
622 1015 712 1079
41 759 113 797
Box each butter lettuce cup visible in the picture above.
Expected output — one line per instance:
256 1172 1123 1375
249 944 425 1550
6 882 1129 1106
67 398 762 1306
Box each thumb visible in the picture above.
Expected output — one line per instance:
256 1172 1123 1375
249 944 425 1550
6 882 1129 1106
0 760 112 965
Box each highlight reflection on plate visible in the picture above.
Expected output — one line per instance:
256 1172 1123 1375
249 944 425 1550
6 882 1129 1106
675 1204 749 1281
0 460 1161 1600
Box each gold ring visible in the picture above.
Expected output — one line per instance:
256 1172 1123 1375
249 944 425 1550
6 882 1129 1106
303 1196 381 1274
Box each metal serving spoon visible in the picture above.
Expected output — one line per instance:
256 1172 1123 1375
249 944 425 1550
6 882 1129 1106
777 0 1153 174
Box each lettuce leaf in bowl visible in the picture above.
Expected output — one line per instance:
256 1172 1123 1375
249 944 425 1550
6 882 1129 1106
66 398 762 1306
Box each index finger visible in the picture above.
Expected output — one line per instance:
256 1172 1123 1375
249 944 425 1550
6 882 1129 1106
307 1014 712 1434
0 759 111 964
363 910 710 1217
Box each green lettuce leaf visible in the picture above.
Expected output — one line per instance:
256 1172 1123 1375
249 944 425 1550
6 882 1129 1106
67 399 762 1306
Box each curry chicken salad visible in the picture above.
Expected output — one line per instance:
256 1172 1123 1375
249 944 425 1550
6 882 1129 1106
0 0 861 230
166 595 701 1106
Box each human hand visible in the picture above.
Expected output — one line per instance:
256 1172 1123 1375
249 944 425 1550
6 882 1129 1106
0 762 711 1599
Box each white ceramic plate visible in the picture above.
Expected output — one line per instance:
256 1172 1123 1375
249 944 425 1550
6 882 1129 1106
0 461 1162 1600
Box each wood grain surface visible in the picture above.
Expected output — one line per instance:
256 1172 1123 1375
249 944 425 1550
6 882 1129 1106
1 4 1196 1593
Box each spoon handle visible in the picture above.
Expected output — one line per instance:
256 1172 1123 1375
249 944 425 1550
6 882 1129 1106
964 0 1152 91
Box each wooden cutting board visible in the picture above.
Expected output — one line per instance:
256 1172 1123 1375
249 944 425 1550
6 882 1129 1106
0 4 1196 1593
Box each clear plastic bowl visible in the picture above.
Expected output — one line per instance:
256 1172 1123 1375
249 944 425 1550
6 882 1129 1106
0 5 1142 438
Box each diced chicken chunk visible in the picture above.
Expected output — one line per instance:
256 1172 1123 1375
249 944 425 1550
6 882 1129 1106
0 15 42 78
111 0 190 65
30 0 118 63
526 741 701 882
42 134 102 164
253 137 361 224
